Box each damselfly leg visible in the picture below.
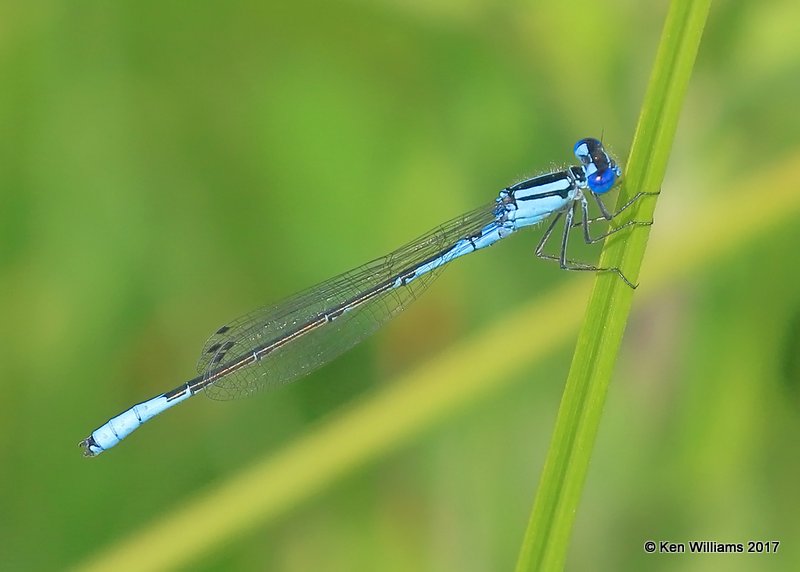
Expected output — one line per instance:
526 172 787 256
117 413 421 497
575 190 661 227
534 190 658 288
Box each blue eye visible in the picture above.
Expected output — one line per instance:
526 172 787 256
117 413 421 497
573 138 600 165
588 168 616 194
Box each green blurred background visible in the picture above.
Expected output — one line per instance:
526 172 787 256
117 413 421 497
2 0 799 570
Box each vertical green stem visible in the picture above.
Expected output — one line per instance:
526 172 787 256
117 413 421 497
515 1 713 570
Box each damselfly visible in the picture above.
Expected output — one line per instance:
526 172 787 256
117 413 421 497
80 138 652 456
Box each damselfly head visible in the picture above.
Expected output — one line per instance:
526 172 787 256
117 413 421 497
574 137 621 195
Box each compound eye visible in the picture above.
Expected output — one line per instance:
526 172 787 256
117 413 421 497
587 168 616 194
573 138 596 165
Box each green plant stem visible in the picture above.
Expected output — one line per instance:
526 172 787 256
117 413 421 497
514 1 713 570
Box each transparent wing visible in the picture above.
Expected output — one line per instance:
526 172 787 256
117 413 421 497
198 202 500 400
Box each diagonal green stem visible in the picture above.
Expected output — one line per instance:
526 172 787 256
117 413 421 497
515 1 713 570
